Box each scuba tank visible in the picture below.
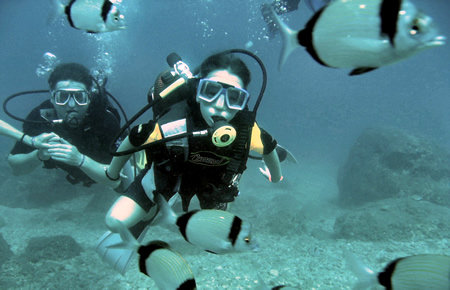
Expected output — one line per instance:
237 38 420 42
149 53 196 121
110 49 267 157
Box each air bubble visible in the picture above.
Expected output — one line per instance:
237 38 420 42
36 52 60 78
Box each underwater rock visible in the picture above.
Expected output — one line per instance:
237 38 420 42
0 168 81 209
337 127 450 206
333 198 450 241
0 233 13 267
22 235 82 262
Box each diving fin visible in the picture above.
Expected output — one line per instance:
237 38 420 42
95 220 151 275
276 144 298 164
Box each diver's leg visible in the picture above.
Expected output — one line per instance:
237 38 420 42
97 168 156 274
97 196 157 275
106 195 158 236
105 196 147 231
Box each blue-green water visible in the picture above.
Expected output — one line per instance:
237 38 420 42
0 1 449 289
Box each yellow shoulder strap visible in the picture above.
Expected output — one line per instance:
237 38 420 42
250 123 264 154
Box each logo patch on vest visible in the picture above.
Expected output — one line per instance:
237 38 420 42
189 151 230 166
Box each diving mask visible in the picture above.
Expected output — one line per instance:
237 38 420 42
52 89 90 106
196 79 249 111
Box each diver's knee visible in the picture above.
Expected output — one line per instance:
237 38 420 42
105 196 146 232
105 216 123 232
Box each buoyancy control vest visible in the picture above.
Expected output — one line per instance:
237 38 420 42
145 68 254 187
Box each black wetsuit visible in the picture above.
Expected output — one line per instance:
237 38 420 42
124 107 277 212
10 100 121 186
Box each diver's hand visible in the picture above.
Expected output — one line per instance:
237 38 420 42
31 132 58 149
259 161 283 182
108 169 132 193
47 138 85 167
259 161 271 181
37 148 51 161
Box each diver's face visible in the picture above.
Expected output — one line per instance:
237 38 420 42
51 80 90 128
198 69 244 126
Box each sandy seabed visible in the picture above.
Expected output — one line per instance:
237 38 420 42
0 157 448 289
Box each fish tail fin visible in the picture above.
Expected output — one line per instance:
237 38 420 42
48 0 65 24
155 193 178 226
344 250 378 289
106 221 141 251
261 3 300 70
279 25 301 71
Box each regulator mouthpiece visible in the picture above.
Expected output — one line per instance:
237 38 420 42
65 112 81 128
210 120 236 147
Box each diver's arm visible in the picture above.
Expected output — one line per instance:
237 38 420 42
7 150 47 175
262 149 283 183
7 131 57 175
78 155 122 188
98 136 136 189
0 120 25 140
0 120 36 147
79 154 132 190
250 123 283 182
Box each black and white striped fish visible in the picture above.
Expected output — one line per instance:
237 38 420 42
262 0 445 75
156 193 259 254
346 252 450 289
108 222 196 290
52 0 125 33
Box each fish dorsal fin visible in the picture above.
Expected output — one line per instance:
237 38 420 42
349 67 378 76
379 0 402 46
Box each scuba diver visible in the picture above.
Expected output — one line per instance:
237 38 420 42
7 62 131 187
261 0 301 39
95 50 290 274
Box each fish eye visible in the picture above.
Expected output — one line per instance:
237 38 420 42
409 18 421 36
